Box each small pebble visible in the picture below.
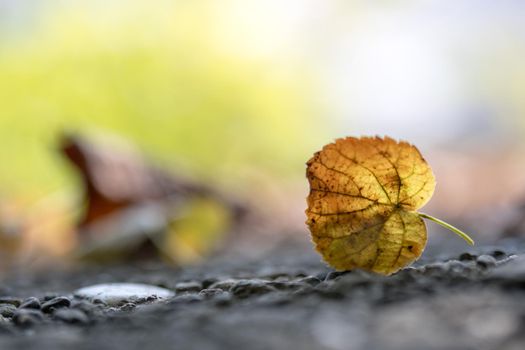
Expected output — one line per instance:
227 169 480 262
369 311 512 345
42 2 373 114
12 309 44 328
489 255 525 281
19 297 41 310
119 303 136 312
53 309 89 325
444 260 470 274
0 304 17 318
477 255 497 268
423 263 447 274
209 279 238 291
74 283 174 306
458 252 477 261
0 297 21 307
70 300 101 315
198 289 230 299
41 297 71 314
134 295 159 304
175 281 202 293
231 280 276 298
491 250 507 259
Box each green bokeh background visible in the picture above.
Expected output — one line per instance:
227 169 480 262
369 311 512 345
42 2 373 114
0 1 326 198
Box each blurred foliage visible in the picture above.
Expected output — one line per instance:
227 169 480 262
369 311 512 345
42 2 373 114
164 197 232 264
0 0 326 199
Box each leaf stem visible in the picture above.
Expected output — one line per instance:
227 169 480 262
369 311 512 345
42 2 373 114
418 212 474 245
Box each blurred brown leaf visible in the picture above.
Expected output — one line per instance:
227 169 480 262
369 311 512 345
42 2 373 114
60 131 247 263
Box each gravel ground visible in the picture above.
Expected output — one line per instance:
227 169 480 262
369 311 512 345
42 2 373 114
1 238 525 350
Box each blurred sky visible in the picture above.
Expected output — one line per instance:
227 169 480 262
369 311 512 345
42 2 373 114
0 0 525 198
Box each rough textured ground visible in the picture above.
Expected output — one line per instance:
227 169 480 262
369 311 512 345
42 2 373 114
1 238 525 350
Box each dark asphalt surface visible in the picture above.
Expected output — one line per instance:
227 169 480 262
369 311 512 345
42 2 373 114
1 237 525 350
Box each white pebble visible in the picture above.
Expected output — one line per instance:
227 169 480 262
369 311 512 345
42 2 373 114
74 283 174 306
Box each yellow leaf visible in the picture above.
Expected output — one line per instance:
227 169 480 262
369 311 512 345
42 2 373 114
306 136 461 275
